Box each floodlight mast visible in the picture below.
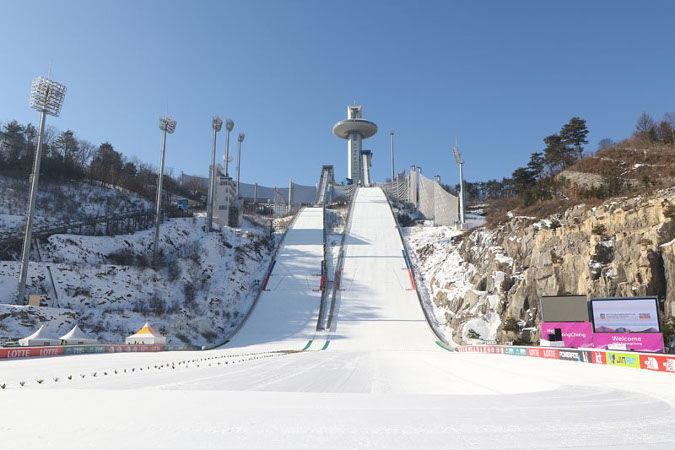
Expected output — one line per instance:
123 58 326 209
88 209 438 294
224 119 234 177
390 131 395 182
207 116 223 232
153 116 177 265
17 76 67 304
236 132 245 196
390 131 397 198
453 145 465 228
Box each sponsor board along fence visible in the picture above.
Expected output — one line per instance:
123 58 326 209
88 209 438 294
0 344 191 361
457 344 675 374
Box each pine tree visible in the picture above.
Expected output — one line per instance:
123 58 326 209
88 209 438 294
55 130 79 163
543 134 575 174
560 117 589 160
1 121 27 169
526 152 545 179
511 167 536 195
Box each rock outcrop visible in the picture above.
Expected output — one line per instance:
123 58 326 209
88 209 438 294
408 187 675 347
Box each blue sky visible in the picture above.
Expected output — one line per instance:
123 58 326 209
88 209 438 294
1 0 674 187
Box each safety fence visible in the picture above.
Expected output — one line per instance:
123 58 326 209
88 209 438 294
442 343 675 374
324 187 358 332
0 206 192 260
383 187 450 345
315 203 330 330
0 343 193 361
381 170 460 227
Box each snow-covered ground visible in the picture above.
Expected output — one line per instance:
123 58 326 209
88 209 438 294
0 215 280 346
1 188 673 448
0 175 151 233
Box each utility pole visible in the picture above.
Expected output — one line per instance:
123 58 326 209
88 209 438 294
207 116 223 232
390 131 395 183
17 76 67 304
288 177 293 213
153 116 177 265
236 133 245 197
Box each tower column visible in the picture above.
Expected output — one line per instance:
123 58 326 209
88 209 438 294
348 132 362 183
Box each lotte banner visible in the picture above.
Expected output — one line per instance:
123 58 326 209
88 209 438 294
0 346 63 359
527 348 559 359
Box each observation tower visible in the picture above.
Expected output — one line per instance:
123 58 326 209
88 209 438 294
333 105 377 185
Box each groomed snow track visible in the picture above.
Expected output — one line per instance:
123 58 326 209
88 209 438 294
1 187 674 448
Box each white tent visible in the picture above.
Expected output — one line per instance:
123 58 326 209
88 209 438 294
59 325 98 345
125 322 167 345
18 325 60 347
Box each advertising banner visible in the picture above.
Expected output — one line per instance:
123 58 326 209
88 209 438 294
605 352 641 369
527 347 559 359
557 349 593 363
106 345 163 353
591 298 660 333
640 354 675 373
0 346 63 359
540 322 594 348
591 351 607 365
162 344 188 351
504 346 528 356
592 333 664 353
62 345 107 355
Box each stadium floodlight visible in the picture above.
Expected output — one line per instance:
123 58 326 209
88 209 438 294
453 145 464 165
30 76 67 116
207 116 223 232
452 145 465 228
236 132 245 196
212 116 223 132
224 119 234 176
17 76 67 304
153 115 178 264
159 116 177 134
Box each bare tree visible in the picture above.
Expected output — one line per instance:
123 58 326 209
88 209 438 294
597 138 615 150
76 139 96 168
663 112 675 128
635 112 656 134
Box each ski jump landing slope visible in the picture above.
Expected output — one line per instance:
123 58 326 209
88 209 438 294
1 188 675 448
224 206 325 352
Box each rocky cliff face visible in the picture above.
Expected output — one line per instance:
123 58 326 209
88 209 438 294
407 187 675 347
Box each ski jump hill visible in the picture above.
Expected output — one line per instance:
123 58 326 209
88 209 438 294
224 187 440 354
1 187 674 448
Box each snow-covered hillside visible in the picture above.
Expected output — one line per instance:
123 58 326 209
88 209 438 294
404 224 501 346
0 175 151 234
0 215 281 346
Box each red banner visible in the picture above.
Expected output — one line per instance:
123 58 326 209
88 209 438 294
0 346 64 359
527 347 559 359
591 351 607 365
640 354 675 373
